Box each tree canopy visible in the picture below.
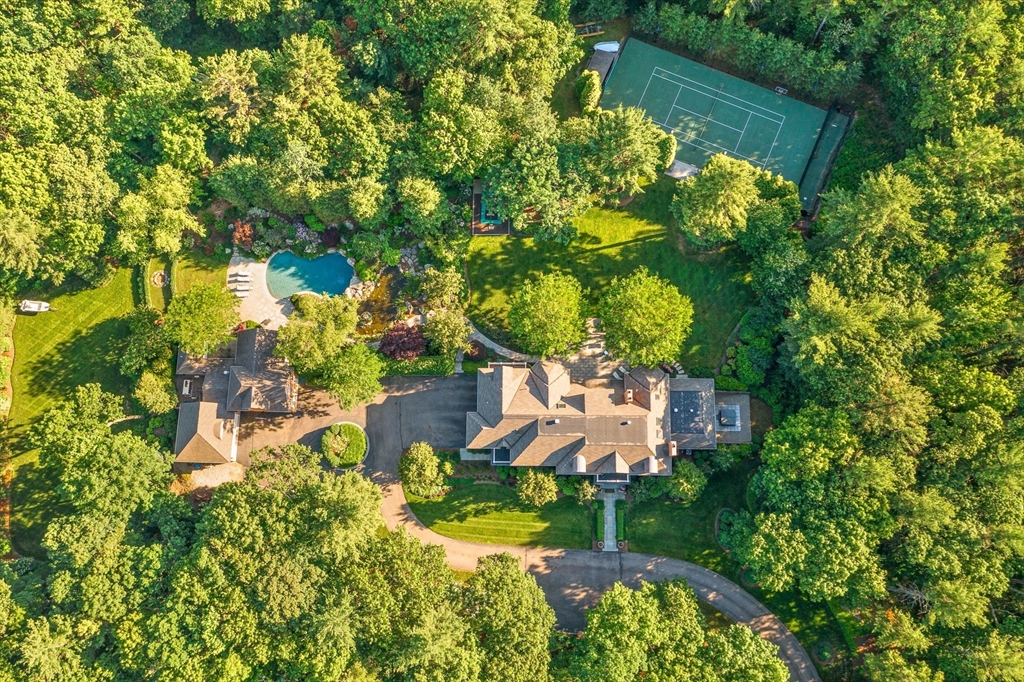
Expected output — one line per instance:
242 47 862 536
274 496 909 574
508 272 587 358
163 283 239 356
599 267 692 367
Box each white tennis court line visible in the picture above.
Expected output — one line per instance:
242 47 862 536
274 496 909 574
659 121 765 165
734 111 753 154
639 66 786 170
652 67 786 123
671 103 745 133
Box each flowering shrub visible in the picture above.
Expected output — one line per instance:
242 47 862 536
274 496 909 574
233 220 254 251
379 323 426 360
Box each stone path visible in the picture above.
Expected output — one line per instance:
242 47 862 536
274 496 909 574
601 491 623 552
558 318 621 381
356 376 821 682
466 320 536 362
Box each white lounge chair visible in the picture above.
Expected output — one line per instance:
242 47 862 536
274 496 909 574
232 274 253 281
234 285 253 291
234 270 252 277
234 291 250 298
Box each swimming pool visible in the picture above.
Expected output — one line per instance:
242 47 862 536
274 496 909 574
265 251 355 299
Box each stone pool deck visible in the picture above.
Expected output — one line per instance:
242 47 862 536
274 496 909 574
228 256 294 329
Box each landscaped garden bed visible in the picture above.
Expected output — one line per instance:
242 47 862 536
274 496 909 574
321 422 368 468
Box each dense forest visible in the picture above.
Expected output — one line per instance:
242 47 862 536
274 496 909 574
3 0 1024 680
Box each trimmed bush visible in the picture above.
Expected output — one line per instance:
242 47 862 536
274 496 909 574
134 369 177 414
517 468 559 507
629 474 671 503
321 423 367 468
400 441 451 497
576 69 602 111
381 354 455 376
615 499 625 542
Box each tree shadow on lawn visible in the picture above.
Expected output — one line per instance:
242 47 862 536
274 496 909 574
415 485 522 524
468 229 754 367
9 458 69 559
11 318 130 450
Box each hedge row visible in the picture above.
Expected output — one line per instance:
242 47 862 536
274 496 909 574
642 7 861 99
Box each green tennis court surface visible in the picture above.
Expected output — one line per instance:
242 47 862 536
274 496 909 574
602 40 848 209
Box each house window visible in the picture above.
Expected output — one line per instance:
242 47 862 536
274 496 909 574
557 402 567 409
596 473 630 483
182 379 192 395
492 448 511 465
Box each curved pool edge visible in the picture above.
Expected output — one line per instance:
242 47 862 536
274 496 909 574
265 249 356 300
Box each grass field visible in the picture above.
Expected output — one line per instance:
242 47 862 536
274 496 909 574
147 256 172 311
10 269 136 438
8 268 137 557
407 484 592 549
629 459 852 679
173 249 230 293
467 176 754 369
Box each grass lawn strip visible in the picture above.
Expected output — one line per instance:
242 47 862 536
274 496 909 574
407 484 591 550
146 256 172 311
9 268 137 557
467 177 753 369
10 269 136 438
172 250 230 293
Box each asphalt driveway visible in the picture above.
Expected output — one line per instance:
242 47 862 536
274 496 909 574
238 374 819 682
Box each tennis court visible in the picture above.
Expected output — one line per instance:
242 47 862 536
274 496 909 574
601 40 849 210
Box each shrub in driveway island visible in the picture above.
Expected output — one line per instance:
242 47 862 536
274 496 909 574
508 272 586 358
400 441 451 498
321 423 367 468
516 468 558 507
599 267 692 367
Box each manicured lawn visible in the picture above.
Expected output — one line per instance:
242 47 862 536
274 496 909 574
467 177 754 369
173 249 230 293
9 268 137 557
10 269 136 438
147 256 172 311
629 459 852 680
407 484 592 549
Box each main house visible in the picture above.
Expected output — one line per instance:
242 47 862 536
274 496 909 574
465 361 750 485
173 328 299 470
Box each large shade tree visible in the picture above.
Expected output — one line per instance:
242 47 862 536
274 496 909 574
599 267 692 367
508 272 587 357
163 284 239 356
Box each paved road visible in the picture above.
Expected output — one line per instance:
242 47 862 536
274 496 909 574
342 376 819 682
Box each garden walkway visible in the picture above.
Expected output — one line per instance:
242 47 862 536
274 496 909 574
600 490 623 552
466 320 536 362
358 376 821 682
558 318 620 381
